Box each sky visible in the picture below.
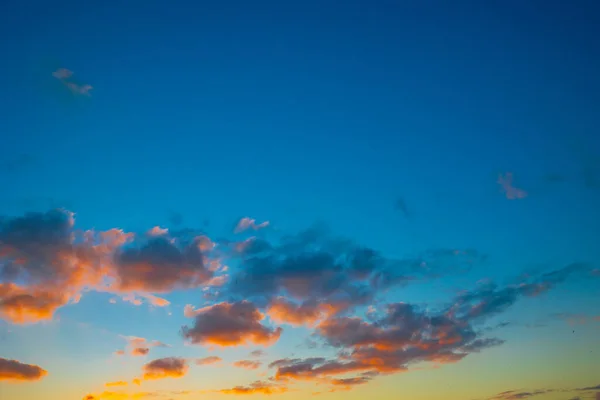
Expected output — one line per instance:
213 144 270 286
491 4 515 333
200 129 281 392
1 1 600 399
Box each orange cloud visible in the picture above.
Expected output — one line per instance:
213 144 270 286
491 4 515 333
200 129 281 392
105 381 128 387
0 282 72 324
219 380 287 395
267 297 331 327
83 391 150 400
0 357 47 382
233 360 262 370
142 357 188 380
182 301 282 347
195 356 222 365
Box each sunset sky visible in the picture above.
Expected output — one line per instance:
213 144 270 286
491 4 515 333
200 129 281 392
1 1 600 400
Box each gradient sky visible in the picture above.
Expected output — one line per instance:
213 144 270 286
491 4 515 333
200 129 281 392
1 1 600 400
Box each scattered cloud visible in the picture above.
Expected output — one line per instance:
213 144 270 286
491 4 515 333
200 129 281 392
218 380 287 395
233 360 262 370
52 68 93 96
105 381 128 387
115 336 169 357
0 357 47 382
234 217 270 234
181 301 282 347
142 357 188 380
195 356 222 366
249 350 266 358
147 226 168 237
498 172 527 200
487 389 553 399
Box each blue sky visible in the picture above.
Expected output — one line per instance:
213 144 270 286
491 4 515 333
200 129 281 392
1 1 599 400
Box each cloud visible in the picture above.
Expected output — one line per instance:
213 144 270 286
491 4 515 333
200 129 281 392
0 358 47 382
182 301 282 347
267 297 331 327
142 357 188 380
577 385 600 391
233 360 262 370
115 336 169 357
195 356 222 365
487 390 552 399
249 350 265 358
82 391 151 400
147 226 168 237
0 210 134 323
105 381 128 387
218 380 287 395
267 264 584 387
52 68 93 96
498 172 527 200
112 236 213 293
227 225 486 321
234 217 269 234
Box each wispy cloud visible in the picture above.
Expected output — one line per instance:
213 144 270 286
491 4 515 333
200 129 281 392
233 360 262 370
218 380 288 395
52 68 93 96
195 356 222 366
234 217 270 234
498 172 527 199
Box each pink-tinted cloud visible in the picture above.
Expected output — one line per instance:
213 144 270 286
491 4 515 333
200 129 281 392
234 217 270 234
115 336 169 357
0 358 47 382
498 172 527 199
147 226 168 236
142 357 188 380
233 360 262 370
52 68 93 96
195 356 222 365
182 301 282 347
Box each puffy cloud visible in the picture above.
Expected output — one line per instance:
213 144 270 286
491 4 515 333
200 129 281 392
0 357 47 382
266 297 331 327
233 360 262 370
182 301 282 347
227 225 486 323
195 356 222 365
0 210 133 323
0 210 227 323
234 218 269 234
219 380 287 395
142 357 188 380
112 236 213 293
498 172 527 200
